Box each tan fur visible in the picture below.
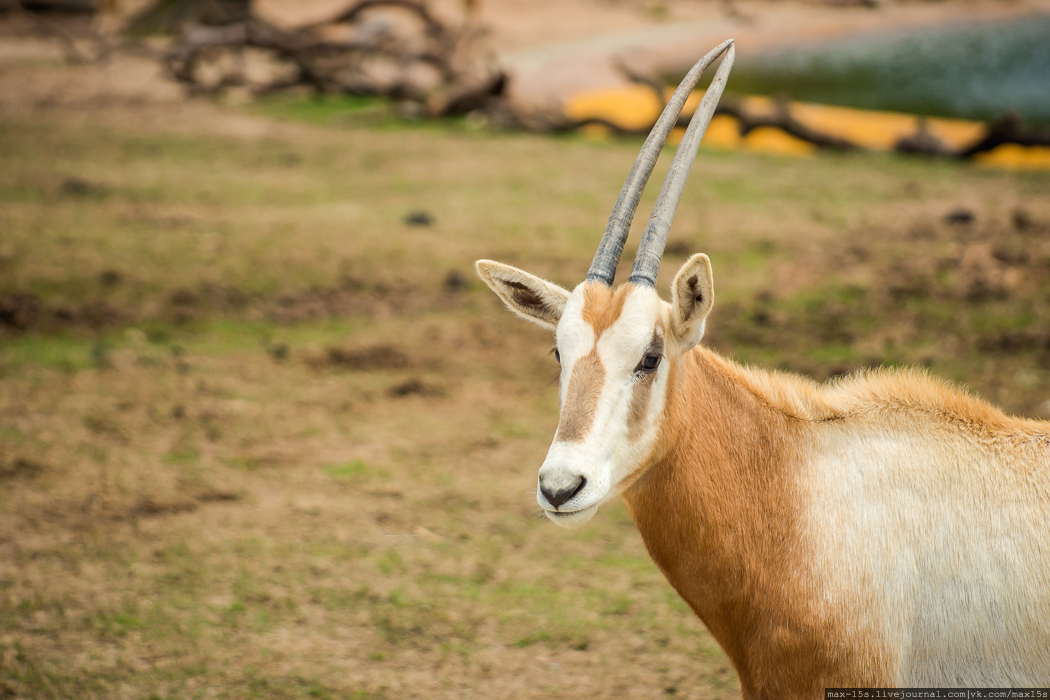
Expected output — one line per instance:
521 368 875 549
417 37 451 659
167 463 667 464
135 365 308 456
619 344 1050 696
723 355 1050 445
624 349 896 696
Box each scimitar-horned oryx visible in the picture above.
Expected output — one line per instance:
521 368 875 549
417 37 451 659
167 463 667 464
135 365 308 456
475 39 1050 695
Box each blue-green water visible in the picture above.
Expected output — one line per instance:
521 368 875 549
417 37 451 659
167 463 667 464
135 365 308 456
716 15 1050 125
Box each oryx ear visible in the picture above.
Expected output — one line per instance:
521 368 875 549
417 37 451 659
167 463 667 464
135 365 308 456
669 254 714 350
476 260 570 332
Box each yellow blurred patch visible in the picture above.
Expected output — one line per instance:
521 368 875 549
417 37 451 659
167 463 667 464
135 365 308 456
580 122 612 141
563 86 1047 169
565 85 661 132
783 101 983 151
741 126 817 157
975 144 1050 170
699 114 740 150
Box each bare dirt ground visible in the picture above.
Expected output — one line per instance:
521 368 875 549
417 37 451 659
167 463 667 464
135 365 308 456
2 3 1050 699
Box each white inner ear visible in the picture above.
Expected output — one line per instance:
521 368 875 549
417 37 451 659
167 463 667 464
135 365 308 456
670 254 714 349
475 260 569 332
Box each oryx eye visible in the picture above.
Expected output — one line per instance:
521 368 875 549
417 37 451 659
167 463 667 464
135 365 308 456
553 347 561 364
638 352 661 372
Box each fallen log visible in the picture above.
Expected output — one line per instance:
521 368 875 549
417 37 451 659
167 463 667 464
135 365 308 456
160 0 506 117
956 112 1050 159
557 61 1048 160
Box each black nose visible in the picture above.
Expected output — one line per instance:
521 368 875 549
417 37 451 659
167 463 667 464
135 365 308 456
540 475 586 509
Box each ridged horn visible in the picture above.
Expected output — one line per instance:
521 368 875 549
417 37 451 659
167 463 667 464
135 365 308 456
585 39 735 287
627 43 735 287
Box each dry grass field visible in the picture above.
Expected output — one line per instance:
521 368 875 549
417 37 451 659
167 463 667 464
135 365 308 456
2 85 1050 698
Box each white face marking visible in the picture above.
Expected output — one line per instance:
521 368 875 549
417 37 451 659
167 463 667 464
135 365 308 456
537 284 672 527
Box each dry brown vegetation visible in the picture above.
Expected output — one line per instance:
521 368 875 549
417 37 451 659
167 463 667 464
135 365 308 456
2 48 1050 699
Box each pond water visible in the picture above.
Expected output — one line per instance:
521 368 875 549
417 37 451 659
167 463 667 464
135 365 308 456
713 15 1050 125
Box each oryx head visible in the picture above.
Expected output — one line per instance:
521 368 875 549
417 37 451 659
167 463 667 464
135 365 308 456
476 41 734 528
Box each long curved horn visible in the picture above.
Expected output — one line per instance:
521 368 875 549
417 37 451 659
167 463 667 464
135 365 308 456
628 43 735 288
586 39 734 287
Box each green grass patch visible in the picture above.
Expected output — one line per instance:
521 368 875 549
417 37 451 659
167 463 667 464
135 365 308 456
322 460 368 480
255 94 390 127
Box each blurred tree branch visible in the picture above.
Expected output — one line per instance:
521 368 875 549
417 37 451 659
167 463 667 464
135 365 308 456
158 0 507 117
956 112 1050 158
9 0 91 62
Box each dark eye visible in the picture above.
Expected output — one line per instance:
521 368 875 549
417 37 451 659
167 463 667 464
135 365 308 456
638 352 661 372
553 348 561 364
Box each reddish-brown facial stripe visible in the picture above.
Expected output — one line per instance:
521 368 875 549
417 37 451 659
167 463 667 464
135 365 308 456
581 283 632 336
556 349 604 442
556 283 635 443
627 371 656 442
627 332 664 441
